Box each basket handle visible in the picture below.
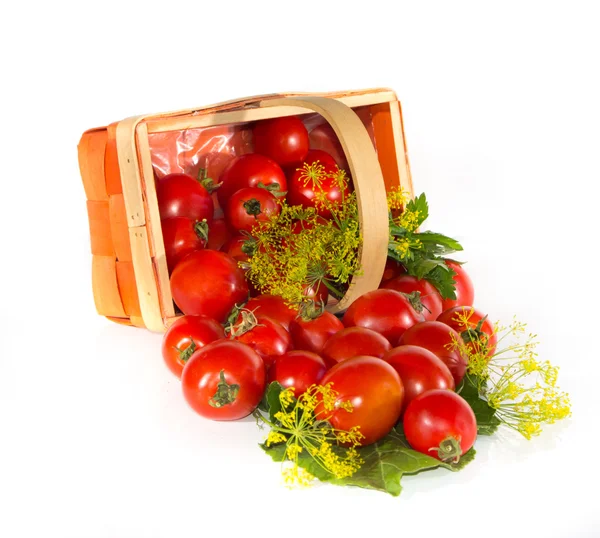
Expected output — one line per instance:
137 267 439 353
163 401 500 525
260 96 389 312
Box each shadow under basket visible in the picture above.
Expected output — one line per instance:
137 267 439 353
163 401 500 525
77 88 413 332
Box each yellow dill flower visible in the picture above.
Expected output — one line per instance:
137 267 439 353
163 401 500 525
386 186 410 210
298 162 327 188
256 384 365 488
463 317 572 438
282 465 314 488
266 431 287 447
397 209 421 232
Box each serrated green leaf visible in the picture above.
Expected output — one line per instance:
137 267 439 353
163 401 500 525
416 231 463 253
459 375 501 435
258 381 284 422
406 193 429 225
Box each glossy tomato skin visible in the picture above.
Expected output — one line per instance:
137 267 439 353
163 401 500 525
383 345 455 409
182 340 265 420
243 295 298 331
234 317 293 368
287 150 349 219
318 356 404 446
437 306 497 357
380 259 407 283
382 274 443 321
225 187 281 233
398 321 467 386
289 311 344 354
217 154 287 207
253 116 309 167
223 235 251 263
207 217 232 251
157 173 214 224
342 289 424 346
442 261 475 310
161 217 207 273
403 390 477 460
321 327 392 369
170 250 249 323
268 350 327 397
161 315 225 378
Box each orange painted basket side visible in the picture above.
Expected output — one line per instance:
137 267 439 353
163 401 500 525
77 89 413 332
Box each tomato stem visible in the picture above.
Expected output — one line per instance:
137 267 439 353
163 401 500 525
243 198 262 217
428 436 462 463
209 370 240 408
175 339 197 363
194 219 209 243
198 168 222 193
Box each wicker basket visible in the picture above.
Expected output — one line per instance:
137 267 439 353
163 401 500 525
77 88 413 332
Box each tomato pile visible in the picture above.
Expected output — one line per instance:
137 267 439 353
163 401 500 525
154 114 571 495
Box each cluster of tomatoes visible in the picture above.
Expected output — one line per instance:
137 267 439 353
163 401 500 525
156 115 348 319
156 114 496 460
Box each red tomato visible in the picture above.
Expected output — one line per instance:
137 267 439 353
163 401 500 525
207 217 232 251
225 187 281 233
318 356 404 446
287 151 350 218
342 289 424 346
161 217 208 273
217 154 287 208
442 261 475 310
380 259 407 283
253 116 309 167
403 390 477 462
223 235 252 263
301 149 338 170
182 340 265 420
383 345 455 409
398 321 467 385
161 315 225 378
170 250 249 323
231 316 292 368
243 295 298 331
382 274 443 321
437 306 497 357
289 311 344 354
156 173 214 224
308 123 349 171
302 281 329 306
321 327 392 369
268 350 327 397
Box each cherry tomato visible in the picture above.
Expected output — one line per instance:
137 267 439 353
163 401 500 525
161 315 225 378
157 173 214 224
437 306 497 358
182 340 265 421
442 261 475 310
318 356 404 446
207 217 232 251
289 311 344 354
321 327 392 369
380 259 407 283
398 321 467 386
287 150 350 218
268 350 327 397
403 390 477 462
217 154 287 208
170 250 249 323
161 217 208 273
226 187 281 233
230 316 292 368
382 274 443 321
383 345 455 409
308 123 349 171
243 295 298 331
223 235 251 263
342 289 424 346
253 116 309 167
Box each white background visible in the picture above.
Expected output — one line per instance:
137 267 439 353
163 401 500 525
1 1 599 537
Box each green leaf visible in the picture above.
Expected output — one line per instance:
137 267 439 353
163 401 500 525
260 424 475 497
416 231 463 253
258 381 284 422
459 375 501 435
406 193 429 225
422 263 458 300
